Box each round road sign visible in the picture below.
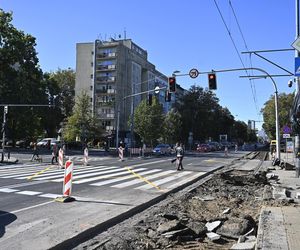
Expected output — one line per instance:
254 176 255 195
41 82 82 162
189 68 199 78
154 86 160 94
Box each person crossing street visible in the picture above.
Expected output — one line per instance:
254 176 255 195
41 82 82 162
175 142 184 171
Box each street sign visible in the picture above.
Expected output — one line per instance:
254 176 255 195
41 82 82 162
283 134 290 139
282 125 292 134
154 86 160 94
295 57 300 76
292 36 300 52
189 68 199 78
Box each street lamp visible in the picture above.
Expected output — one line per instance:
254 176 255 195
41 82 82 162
172 70 180 77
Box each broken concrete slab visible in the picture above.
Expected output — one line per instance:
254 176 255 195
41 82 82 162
206 232 221 241
230 241 256 250
205 220 221 232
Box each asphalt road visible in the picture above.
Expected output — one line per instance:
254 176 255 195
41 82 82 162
0 149 248 249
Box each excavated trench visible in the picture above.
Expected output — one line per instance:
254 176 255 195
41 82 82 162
75 160 293 250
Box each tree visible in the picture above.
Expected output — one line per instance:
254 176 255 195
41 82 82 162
133 97 164 146
49 68 75 118
64 91 101 142
261 93 294 139
163 109 182 144
0 9 48 141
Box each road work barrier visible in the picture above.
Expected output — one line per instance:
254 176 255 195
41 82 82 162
118 146 124 161
58 148 64 168
55 160 75 202
83 147 88 166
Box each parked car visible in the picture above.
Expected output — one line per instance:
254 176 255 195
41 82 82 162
152 144 171 155
197 144 211 152
37 138 57 148
16 138 32 148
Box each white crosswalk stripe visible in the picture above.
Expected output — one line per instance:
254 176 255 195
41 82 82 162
0 162 205 191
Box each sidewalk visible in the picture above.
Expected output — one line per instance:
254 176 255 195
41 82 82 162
256 154 300 250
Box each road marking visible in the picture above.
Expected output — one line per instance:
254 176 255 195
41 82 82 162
0 188 19 193
73 167 147 184
27 166 54 180
112 170 175 189
17 190 42 196
167 172 206 189
39 193 60 199
51 166 121 182
124 167 162 191
4 200 54 216
90 169 161 186
135 171 192 190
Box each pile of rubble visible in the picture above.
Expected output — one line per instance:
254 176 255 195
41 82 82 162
76 168 294 250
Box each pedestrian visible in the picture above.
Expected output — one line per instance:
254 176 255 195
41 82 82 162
31 142 40 161
224 146 228 157
51 143 58 164
175 142 184 171
235 144 238 153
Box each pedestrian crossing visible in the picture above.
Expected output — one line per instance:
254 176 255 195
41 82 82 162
0 162 206 192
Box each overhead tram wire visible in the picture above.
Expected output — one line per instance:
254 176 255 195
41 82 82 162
228 0 260 117
213 0 259 114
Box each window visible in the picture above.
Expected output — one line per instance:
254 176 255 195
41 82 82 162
90 74 93 79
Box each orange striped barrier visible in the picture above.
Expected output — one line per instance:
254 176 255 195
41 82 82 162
83 147 88 166
58 148 64 168
55 160 75 202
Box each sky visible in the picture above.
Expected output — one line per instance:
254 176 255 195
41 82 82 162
1 0 297 131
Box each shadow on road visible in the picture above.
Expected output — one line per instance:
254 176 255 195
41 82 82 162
75 199 132 206
0 211 17 238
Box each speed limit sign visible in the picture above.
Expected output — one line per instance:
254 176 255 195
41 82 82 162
189 68 199 78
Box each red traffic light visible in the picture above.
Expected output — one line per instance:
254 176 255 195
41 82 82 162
208 73 217 90
168 77 176 92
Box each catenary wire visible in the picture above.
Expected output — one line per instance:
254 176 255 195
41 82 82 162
213 0 259 116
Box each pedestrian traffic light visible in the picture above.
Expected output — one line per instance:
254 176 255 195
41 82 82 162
208 73 217 90
148 94 152 105
165 90 171 102
168 77 176 92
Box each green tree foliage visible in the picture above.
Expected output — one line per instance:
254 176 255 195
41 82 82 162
176 85 235 143
133 97 164 146
0 9 48 141
49 68 75 118
163 109 182 144
64 91 102 142
232 120 248 143
261 93 294 139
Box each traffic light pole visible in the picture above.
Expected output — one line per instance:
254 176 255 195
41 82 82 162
173 67 281 162
295 0 300 177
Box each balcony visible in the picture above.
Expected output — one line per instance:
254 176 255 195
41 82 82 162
98 113 115 119
96 101 115 107
96 52 116 59
96 64 116 72
95 88 116 95
95 76 115 83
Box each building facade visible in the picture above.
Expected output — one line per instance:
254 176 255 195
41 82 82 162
75 38 174 145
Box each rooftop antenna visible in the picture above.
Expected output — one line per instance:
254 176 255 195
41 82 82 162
124 28 127 40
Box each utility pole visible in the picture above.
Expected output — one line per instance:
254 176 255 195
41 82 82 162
1 106 8 162
296 0 300 177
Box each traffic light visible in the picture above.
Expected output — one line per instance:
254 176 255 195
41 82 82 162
168 77 176 92
148 94 152 105
165 90 171 102
208 73 217 90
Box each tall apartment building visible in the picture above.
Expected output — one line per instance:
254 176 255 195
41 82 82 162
75 38 174 144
